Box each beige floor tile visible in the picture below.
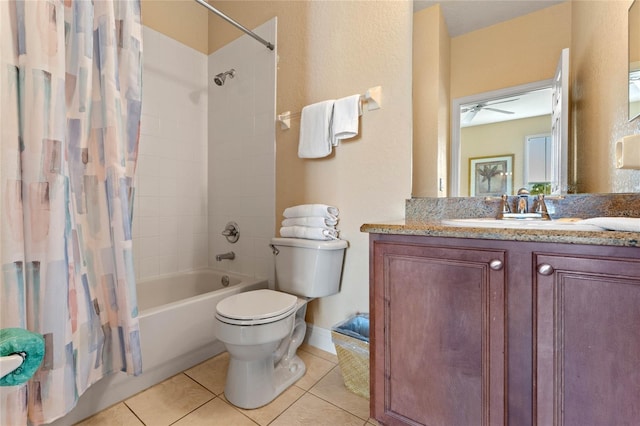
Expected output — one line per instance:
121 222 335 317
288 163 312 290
295 350 335 390
270 393 364 426
74 403 142 426
367 419 381 425
185 352 229 395
172 398 257 426
224 385 305 426
309 365 370 420
299 343 339 364
125 374 213 426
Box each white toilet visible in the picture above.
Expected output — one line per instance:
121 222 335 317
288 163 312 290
214 237 348 409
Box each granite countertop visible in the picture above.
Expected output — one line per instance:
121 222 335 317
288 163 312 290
360 220 640 247
360 194 640 248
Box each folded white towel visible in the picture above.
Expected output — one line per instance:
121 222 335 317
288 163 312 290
578 217 640 232
283 204 339 220
280 226 339 240
282 216 338 228
332 94 361 146
298 100 335 158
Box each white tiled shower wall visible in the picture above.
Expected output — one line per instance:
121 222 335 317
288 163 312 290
134 27 209 280
134 20 276 281
208 19 277 281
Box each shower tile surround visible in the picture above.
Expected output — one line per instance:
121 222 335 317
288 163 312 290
207 19 277 281
134 21 276 281
135 27 209 279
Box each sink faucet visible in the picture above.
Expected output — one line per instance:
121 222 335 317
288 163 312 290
497 188 551 220
215 251 235 261
532 194 551 219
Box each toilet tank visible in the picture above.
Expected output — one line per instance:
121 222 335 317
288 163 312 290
270 237 348 298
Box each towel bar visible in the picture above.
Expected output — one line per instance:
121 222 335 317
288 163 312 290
277 86 382 130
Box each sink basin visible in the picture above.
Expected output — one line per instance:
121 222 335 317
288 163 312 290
441 218 604 231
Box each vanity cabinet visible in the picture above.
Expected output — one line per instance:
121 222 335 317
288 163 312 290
533 253 640 425
369 233 640 426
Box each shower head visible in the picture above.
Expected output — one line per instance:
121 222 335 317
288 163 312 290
213 69 235 86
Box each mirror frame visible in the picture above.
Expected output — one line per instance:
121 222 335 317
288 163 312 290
450 79 553 197
629 0 640 121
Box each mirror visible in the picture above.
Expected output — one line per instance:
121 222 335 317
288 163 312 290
630 0 640 120
448 41 569 196
414 1 635 197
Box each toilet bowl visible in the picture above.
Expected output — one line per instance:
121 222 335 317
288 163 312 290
214 237 347 409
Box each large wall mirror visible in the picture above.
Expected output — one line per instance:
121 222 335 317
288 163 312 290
413 0 636 197
450 48 569 197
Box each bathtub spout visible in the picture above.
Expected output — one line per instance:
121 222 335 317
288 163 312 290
215 251 235 261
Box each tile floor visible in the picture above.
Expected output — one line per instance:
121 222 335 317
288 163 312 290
76 344 378 426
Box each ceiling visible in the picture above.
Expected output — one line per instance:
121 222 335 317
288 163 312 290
413 0 566 37
460 88 553 128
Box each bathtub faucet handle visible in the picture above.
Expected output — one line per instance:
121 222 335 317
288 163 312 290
221 222 240 243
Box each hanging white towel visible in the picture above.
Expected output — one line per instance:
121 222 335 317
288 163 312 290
282 216 338 228
331 94 361 146
283 204 339 220
280 226 339 240
298 100 335 158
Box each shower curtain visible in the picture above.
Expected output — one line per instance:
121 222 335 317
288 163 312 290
0 0 143 424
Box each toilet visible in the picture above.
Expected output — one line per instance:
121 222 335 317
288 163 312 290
214 237 348 409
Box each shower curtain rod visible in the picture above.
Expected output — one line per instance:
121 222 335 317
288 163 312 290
194 0 275 51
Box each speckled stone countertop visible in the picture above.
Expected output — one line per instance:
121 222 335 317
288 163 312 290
361 193 640 247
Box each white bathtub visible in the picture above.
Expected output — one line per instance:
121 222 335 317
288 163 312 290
53 269 267 425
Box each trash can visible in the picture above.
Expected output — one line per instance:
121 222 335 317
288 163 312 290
331 313 370 399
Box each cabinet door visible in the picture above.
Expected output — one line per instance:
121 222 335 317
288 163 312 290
371 241 507 426
534 254 640 426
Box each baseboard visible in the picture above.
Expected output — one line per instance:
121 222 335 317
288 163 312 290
304 324 336 355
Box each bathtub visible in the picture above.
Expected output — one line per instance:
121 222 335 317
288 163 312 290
53 269 268 425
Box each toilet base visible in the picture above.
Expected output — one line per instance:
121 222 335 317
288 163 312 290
224 354 306 409
274 354 306 398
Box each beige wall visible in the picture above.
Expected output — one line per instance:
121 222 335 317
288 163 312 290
451 2 571 100
141 0 209 54
208 1 414 329
413 4 450 197
571 0 640 193
460 115 551 196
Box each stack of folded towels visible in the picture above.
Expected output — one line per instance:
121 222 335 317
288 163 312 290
280 204 340 240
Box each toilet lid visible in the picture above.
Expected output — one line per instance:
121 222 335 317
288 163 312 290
216 289 298 325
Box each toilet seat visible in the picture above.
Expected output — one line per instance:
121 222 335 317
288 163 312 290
216 289 298 326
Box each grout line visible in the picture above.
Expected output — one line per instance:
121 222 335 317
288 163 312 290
164 373 216 425
122 402 147 425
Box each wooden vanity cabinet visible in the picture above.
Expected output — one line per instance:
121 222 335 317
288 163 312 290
533 253 640 425
370 236 508 426
369 233 640 426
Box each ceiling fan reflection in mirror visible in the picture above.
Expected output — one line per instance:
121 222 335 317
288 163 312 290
461 98 519 124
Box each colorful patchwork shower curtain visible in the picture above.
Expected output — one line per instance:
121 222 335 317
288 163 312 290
0 0 143 424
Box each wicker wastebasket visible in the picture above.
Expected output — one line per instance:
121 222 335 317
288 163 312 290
331 313 370 399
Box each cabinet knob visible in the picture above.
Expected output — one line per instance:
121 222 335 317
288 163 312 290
489 259 504 271
538 264 554 275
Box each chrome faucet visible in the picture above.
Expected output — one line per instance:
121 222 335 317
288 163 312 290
215 251 235 261
532 194 551 219
497 188 551 220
